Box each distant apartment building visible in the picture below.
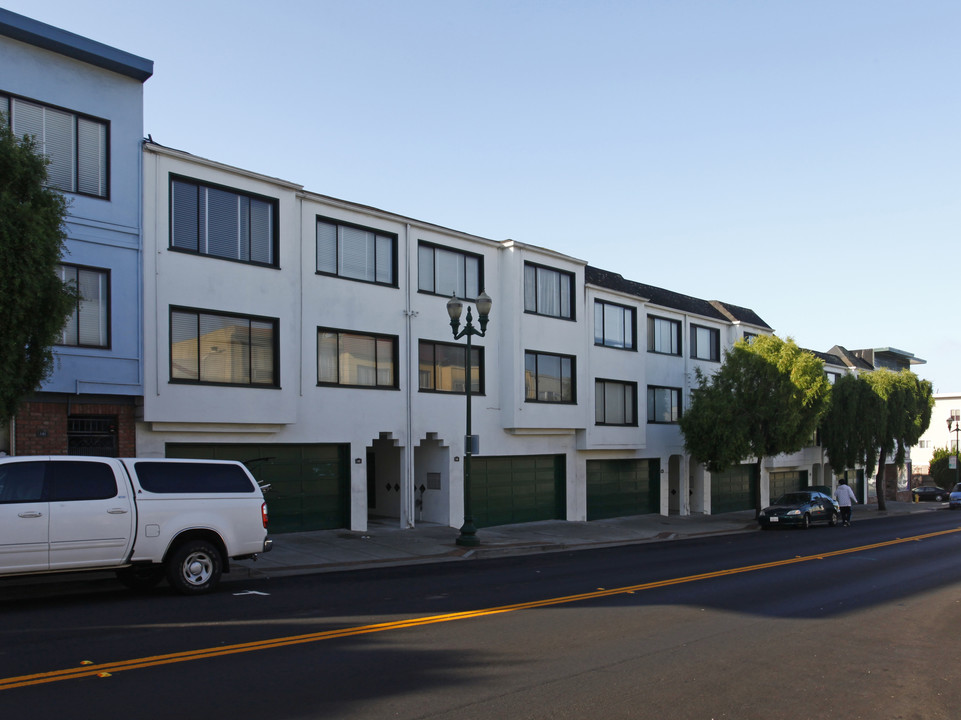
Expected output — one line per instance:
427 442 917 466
0 9 152 457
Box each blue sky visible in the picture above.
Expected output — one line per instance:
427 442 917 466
8 1 959 393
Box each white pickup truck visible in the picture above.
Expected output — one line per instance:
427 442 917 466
0 455 272 595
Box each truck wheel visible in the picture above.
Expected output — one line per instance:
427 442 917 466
117 566 165 592
166 540 223 595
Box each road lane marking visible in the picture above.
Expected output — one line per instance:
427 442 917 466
3 526 959 691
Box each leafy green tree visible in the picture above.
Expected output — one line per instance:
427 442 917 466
929 447 959 491
863 369 934 510
820 373 886 481
0 120 76 424
680 335 831 513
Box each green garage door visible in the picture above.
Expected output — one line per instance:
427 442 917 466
166 443 349 533
587 459 660 520
769 470 808 499
471 455 565 528
711 464 759 514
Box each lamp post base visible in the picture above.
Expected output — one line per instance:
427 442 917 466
456 523 480 547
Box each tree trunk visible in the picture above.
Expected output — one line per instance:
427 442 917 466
875 447 888 512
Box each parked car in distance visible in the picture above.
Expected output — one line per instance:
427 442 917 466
949 484 961 510
911 485 950 502
758 491 840 530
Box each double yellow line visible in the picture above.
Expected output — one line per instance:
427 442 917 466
3 527 958 691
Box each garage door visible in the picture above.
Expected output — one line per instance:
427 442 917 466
166 443 349 533
471 455 565 528
587 459 660 520
769 470 808 500
711 464 758 514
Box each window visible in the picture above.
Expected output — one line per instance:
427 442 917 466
647 316 681 355
170 308 278 387
691 324 720 361
525 351 575 403
318 329 398 388
0 461 45 503
2 92 108 197
133 461 256 494
47 461 117 501
171 177 277 265
418 242 482 299
594 300 636 350
595 380 637 425
58 264 109 348
316 217 395 285
648 386 681 423
419 340 483 394
524 262 574 319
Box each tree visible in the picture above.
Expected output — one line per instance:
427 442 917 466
820 372 886 483
680 335 831 513
862 369 933 510
929 447 959 491
0 120 76 424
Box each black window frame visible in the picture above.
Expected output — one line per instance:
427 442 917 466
595 379 638 426
690 324 721 362
647 385 682 424
524 261 575 320
1 91 111 199
647 315 681 356
594 299 637 350
418 339 485 395
525 350 576 404
315 215 397 287
417 240 484 300
169 174 279 267
169 306 280 388
317 327 399 390
58 263 111 349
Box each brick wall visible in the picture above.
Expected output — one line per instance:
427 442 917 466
14 400 137 456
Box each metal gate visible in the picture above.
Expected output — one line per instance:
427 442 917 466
67 416 118 456
711 464 759 513
470 455 565 528
587 458 660 520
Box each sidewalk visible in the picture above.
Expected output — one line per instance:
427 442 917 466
230 500 928 581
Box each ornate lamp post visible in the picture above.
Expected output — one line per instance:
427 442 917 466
446 290 492 547
948 416 960 488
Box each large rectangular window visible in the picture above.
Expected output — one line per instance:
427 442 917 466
419 340 483 394
691 324 721 361
524 262 574 320
170 177 277 265
417 242 482 299
316 217 395 285
594 300 636 350
170 308 278 387
647 386 681 423
318 329 397 388
2 92 108 198
525 351 575 403
595 380 637 426
58 264 109 348
647 316 681 356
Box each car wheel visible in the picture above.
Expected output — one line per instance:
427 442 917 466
802 513 811 529
936 495 945 502
828 511 838 527
166 539 223 595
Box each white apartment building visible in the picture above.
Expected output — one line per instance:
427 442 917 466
140 143 794 534
911 393 961 475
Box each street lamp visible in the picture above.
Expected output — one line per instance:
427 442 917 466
447 290 492 547
947 416 960 488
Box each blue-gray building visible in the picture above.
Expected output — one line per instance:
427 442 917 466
0 9 152 455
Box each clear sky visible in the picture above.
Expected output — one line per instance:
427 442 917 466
7 1 959 393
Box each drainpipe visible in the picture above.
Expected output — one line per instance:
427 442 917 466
403 224 416 529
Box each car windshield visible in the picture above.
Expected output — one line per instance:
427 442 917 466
774 493 810 505
953 484 961 493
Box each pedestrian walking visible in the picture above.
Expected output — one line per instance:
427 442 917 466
835 478 859 526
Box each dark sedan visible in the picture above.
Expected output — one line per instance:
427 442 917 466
911 485 949 502
758 491 840 530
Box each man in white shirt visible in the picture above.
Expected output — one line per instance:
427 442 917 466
835 479 859 526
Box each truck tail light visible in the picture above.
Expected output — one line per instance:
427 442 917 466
261 501 269 529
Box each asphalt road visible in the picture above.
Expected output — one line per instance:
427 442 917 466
2 511 960 719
